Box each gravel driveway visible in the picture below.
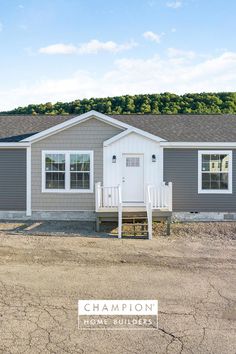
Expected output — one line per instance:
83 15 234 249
0 221 235 353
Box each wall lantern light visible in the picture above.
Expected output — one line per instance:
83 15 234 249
152 154 156 162
112 155 117 163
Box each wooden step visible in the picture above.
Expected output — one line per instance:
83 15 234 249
122 212 147 215
96 212 147 218
121 222 149 238
122 218 147 222
122 222 148 226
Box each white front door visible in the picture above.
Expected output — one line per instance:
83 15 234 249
122 154 144 203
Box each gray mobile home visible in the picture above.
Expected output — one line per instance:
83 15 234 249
0 111 235 237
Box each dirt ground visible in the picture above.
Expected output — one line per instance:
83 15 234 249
0 221 235 354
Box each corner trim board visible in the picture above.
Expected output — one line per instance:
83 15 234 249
26 146 32 216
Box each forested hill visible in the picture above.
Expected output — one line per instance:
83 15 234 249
2 92 236 115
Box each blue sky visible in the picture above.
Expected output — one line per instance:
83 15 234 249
0 0 235 109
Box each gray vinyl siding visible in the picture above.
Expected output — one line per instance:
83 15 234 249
31 117 122 211
0 149 26 211
164 149 236 212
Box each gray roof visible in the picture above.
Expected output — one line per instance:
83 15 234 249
112 115 236 142
0 115 75 142
0 114 236 142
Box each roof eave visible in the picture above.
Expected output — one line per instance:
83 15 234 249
0 142 30 147
104 128 166 146
20 111 128 143
20 110 167 143
161 141 236 148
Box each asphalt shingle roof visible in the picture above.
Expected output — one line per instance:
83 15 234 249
0 114 236 142
0 115 75 142
112 115 236 142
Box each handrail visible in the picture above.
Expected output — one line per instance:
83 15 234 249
118 184 122 239
118 184 122 206
95 182 101 212
146 185 152 240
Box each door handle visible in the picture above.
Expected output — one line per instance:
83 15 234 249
122 177 125 182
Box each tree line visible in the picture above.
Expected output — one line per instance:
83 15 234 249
2 92 236 115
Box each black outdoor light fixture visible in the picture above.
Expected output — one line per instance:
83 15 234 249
112 155 117 163
152 154 156 162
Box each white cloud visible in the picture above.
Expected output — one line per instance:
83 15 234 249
39 40 137 55
39 43 78 55
78 39 137 54
171 27 177 32
166 1 182 9
0 51 236 110
167 47 196 60
143 31 164 43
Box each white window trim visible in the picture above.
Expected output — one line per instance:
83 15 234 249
42 150 94 193
198 150 232 194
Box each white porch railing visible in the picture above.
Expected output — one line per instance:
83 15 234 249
95 182 122 238
147 182 172 211
95 182 172 240
146 182 172 240
95 182 121 210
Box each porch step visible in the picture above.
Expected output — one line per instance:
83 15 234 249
96 212 147 220
122 222 148 226
115 222 149 238
122 216 147 221
122 207 146 212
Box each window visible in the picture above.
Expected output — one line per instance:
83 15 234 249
45 153 65 189
42 151 93 193
198 151 232 194
126 157 140 167
70 153 90 190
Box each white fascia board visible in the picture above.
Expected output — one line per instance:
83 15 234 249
20 110 131 143
0 142 30 148
161 142 236 148
104 128 166 146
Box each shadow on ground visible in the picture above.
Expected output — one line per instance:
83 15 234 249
0 220 120 238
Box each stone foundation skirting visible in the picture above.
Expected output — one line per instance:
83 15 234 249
0 210 96 221
172 212 236 222
0 210 236 222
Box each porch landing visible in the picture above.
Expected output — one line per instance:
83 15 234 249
95 182 173 239
95 207 172 237
96 206 171 216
